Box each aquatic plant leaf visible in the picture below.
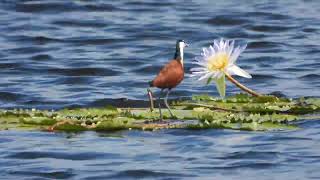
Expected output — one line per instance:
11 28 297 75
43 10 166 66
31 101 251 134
192 94 217 101
0 94 320 132
215 75 226 98
206 76 213 85
54 123 87 132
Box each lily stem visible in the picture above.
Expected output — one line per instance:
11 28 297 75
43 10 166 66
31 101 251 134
225 73 262 97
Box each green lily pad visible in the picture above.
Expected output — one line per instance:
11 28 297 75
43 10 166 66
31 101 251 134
0 94 319 132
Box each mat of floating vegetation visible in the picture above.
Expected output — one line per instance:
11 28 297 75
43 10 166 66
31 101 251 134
0 94 319 132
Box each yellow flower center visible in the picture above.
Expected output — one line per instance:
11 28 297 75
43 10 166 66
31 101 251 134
207 52 229 72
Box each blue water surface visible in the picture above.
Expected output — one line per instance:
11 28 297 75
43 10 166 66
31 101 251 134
0 0 320 179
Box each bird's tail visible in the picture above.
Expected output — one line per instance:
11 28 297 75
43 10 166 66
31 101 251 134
148 80 154 87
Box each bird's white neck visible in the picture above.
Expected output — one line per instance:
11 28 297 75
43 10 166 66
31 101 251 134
179 44 184 66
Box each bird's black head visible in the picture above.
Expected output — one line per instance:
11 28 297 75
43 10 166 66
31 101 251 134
177 39 184 43
176 39 188 48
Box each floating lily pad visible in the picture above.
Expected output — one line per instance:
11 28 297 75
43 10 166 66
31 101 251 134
0 94 319 132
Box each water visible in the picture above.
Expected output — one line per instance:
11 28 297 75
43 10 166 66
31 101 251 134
1 124 320 179
0 0 320 179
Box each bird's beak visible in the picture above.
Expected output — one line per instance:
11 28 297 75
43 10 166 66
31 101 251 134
185 42 189 47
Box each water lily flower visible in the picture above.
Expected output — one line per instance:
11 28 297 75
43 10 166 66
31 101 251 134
191 39 260 97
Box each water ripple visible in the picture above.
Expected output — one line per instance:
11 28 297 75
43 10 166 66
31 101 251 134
206 15 251 26
6 151 121 161
0 1 320 178
8 169 75 179
0 0 318 108
107 170 192 179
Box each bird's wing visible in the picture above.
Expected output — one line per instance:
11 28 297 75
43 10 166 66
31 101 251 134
152 60 184 88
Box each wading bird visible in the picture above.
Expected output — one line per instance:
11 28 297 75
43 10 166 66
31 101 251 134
148 40 188 119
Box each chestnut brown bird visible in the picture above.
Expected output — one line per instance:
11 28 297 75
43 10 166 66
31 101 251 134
148 40 188 119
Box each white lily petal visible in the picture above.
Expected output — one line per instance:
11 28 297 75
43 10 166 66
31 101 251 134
194 56 204 62
190 73 206 77
219 39 224 49
188 74 197 78
202 48 209 56
192 70 208 73
229 47 240 64
227 65 252 78
192 71 208 75
229 44 247 64
214 39 220 51
216 71 224 79
223 40 229 51
206 71 219 79
227 40 235 56
191 61 207 67
190 67 207 72
214 39 219 46
209 45 215 54
198 72 214 81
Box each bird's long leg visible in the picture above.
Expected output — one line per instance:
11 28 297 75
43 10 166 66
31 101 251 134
164 89 175 118
158 89 163 120
147 88 154 112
